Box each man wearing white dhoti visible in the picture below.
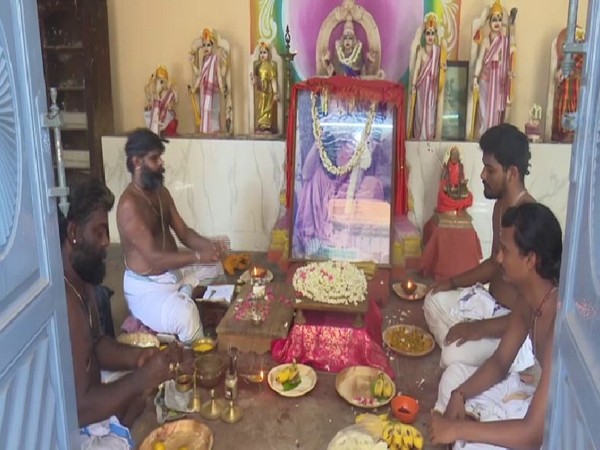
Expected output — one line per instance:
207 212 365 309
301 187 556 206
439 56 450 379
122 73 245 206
429 203 562 449
424 124 535 369
117 129 228 343
59 176 192 449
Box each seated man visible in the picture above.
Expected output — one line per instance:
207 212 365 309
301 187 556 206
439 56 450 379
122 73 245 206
117 129 228 343
59 176 190 449
424 124 535 370
429 202 562 449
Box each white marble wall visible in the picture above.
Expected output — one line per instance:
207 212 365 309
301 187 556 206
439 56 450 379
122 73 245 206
103 137 572 256
102 137 286 251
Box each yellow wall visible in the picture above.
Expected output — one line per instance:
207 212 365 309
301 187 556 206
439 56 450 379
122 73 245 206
107 0 587 137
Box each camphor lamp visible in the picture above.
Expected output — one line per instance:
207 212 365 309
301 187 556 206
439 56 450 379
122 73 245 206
401 278 418 296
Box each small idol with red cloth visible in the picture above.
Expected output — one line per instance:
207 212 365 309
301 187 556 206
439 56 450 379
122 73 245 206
436 146 473 213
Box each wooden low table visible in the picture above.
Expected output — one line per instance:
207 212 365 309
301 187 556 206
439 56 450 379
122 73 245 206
216 282 294 354
294 296 368 328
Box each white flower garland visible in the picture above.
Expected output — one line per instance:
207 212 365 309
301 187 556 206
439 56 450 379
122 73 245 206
335 40 362 67
310 92 377 176
293 261 367 305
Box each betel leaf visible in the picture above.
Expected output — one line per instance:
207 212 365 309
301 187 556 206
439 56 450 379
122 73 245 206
282 376 302 391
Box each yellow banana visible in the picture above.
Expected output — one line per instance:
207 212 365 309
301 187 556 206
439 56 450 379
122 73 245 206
382 423 395 445
276 367 290 383
400 424 414 447
412 427 424 450
383 380 394 398
392 424 403 445
372 373 384 397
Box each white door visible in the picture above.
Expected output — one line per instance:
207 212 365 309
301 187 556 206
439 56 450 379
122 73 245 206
0 0 78 448
544 4 600 449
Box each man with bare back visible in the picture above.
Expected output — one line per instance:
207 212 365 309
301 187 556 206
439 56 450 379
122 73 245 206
117 128 227 343
424 123 536 370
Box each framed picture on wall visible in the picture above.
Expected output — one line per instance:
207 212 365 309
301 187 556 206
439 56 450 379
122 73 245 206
441 61 469 141
289 85 397 265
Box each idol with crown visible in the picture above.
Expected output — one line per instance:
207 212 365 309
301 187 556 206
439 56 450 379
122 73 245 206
144 65 178 136
189 28 233 134
249 40 282 134
316 0 384 79
466 0 517 140
407 12 447 140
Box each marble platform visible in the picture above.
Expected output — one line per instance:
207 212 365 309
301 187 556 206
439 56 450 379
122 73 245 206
103 137 572 256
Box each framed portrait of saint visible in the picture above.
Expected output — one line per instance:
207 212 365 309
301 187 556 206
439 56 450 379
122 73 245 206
289 84 396 265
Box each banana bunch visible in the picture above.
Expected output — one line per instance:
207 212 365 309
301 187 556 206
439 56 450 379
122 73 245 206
371 373 394 400
381 422 424 450
355 414 424 450
276 362 301 391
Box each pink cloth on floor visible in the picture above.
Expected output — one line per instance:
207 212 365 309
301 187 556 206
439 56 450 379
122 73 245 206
121 315 156 334
271 298 394 378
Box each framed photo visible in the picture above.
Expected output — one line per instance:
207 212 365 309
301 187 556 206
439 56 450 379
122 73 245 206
441 61 469 141
289 86 396 265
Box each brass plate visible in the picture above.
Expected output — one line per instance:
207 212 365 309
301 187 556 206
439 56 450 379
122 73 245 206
392 282 428 301
116 332 160 348
139 419 213 450
382 324 435 357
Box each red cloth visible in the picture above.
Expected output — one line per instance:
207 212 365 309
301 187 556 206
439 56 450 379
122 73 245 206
421 218 483 281
271 298 394 378
285 76 408 216
436 185 474 213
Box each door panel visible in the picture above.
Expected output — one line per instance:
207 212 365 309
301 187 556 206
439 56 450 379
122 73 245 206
544 2 600 448
0 0 78 448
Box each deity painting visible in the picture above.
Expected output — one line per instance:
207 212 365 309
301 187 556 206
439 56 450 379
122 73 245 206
144 65 178 136
466 0 517 140
249 40 282 134
407 13 447 140
290 89 394 264
436 146 473 214
315 0 385 79
189 28 233 134
545 27 585 143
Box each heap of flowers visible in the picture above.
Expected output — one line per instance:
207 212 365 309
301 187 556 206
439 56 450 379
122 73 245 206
293 260 367 305
234 286 293 321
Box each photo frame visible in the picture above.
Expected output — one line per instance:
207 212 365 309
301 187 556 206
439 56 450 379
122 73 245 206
289 86 396 265
441 61 469 141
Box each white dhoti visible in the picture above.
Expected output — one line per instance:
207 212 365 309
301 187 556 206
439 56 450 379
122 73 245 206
424 284 534 372
434 363 535 450
80 416 133 449
124 264 224 343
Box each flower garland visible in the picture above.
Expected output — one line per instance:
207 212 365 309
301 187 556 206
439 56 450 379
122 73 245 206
310 92 377 176
293 261 367 305
335 40 362 67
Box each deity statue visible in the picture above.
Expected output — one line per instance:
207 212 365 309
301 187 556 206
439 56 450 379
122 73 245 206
546 27 585 143
436 146 473 214
466 0 517 140
407 13 447 140
143 65 178 136
315 0 384 79
250 40 281 134
189 28 233 134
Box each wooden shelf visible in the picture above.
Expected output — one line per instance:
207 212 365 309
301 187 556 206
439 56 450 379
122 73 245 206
43 44 83 51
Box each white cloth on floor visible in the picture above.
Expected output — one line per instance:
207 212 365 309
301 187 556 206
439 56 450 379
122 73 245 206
80 415 133 449
424 286 534 372
434 363 536 450
124 263 224 343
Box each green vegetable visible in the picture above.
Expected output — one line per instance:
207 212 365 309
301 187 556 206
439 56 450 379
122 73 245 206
282 377 301 391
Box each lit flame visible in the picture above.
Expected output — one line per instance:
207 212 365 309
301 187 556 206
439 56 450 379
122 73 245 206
407 279 413 289
260 370 264 381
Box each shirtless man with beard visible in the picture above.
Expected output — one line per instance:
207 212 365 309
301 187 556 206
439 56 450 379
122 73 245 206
60 176 190 448
116 129 227 343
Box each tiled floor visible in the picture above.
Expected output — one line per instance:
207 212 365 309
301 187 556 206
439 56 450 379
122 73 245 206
104 245 444 449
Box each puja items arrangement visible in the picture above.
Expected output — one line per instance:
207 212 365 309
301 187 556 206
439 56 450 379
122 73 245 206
293 260 368 305
327 413 424 450
140 419 213 450
222 253 251 275
268 362 317 397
